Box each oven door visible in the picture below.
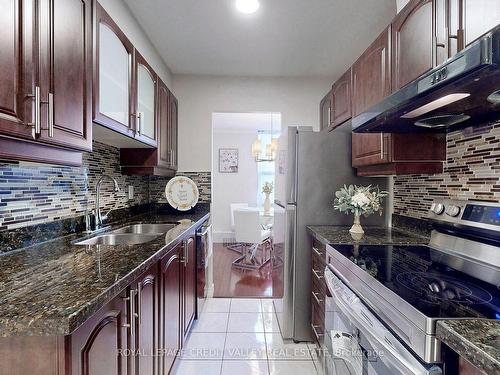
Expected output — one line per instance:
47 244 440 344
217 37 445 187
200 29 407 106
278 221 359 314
324 265 442 375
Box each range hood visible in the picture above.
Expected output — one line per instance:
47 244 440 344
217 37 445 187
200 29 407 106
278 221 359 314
352 25 500 133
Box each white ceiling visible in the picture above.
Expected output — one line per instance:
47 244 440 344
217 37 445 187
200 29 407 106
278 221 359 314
125 0 396 78
213 112 281 133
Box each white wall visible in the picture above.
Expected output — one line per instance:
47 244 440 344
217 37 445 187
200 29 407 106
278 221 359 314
172 75 332 172
212 130 259 240
99 0 172 86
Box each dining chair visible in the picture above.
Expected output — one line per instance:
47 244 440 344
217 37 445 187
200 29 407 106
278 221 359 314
227 203 249 253
232 208 272 270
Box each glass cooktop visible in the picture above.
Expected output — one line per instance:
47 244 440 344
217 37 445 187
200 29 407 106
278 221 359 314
332 244 500 320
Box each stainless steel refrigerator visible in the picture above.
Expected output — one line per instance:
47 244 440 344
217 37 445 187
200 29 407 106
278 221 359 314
273 124 388 342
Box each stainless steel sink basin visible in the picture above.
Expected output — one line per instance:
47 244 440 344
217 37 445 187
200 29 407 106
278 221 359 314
111 223 178 235
74 233 160 246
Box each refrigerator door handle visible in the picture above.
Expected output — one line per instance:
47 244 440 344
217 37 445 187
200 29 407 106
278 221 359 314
281 204 297 339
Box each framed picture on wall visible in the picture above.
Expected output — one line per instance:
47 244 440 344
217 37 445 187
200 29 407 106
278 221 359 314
219 148 239 173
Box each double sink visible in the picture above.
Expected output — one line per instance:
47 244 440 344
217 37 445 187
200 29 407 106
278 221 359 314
75 223 179 246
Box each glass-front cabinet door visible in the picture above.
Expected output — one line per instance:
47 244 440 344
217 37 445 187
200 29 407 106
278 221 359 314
93 4 134 137
134 52 157 146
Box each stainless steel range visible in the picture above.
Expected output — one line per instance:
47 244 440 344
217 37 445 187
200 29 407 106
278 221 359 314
323 199 500 375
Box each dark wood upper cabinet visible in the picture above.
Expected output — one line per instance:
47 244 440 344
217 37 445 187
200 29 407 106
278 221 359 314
352 27 392 117
120 79 178 177
331 68 352 129
94 3 135 138
319 90 332 131
38 0 92 151
0 0 91 165
352 132 446 176
392 0 434 91
169 93 179 171
462 0 500 46
182 237 196 340
133 51 157 147
0 0 36 141
160 246 182 374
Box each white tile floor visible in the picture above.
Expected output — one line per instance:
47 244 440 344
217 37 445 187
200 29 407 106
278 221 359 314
173 298 319 375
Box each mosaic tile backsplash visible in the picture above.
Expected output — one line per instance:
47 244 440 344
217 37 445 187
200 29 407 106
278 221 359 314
150 172 212 205
394 121 500 219
0 141 211 232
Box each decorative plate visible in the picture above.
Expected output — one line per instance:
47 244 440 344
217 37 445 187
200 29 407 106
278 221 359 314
165 176 200 211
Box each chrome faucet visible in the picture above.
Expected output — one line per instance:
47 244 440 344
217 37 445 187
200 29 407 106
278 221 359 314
95 174 120 229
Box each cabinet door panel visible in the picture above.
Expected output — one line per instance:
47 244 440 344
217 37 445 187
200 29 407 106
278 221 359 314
161 248 181 374
463 0 500 46
157 79 171 168
99 24 130 126
352 133 391 167
352 27 391 117
94 4 134 137
0 0 35 140
134 52 157 147
331 68 352 129
135 269 158 375
319 91 332 131
39 0 92 151
71 296 128 375
183 237 196 339
392 0 434 90
169 94 178 170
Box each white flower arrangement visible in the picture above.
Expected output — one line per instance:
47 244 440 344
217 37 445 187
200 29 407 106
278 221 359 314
262 182 274 195
333 185 388 217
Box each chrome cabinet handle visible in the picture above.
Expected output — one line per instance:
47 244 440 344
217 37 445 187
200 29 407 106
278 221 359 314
311 324 324 339
183 238 194 267
312 269 324 280
312 247 323 257
137 284 142 325
26 86 41 138
380 133 384 159
122 289 137 332
137 113 142 135
312 291 323 304
48 93 54 137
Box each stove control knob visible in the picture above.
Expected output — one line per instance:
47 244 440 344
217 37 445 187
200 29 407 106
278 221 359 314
446 205 461 217
431 203 445 215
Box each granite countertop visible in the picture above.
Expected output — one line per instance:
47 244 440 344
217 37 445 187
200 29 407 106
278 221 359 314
0 209 210 337
437 319 500 375
307 225 429 245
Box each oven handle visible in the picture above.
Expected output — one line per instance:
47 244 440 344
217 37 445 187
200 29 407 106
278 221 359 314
324 265 442 375
196 224 212 237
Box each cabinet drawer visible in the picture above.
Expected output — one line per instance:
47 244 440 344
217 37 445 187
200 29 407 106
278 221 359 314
311 239 327 264
311 277 326 309
311 293 325 345
312 254 326 281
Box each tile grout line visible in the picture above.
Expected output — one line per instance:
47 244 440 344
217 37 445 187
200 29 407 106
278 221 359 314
219 298 232 374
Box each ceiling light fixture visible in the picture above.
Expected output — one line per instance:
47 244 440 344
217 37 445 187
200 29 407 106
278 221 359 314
235 0 260 14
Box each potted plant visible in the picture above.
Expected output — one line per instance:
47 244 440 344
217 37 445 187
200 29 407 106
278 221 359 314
262 182 274 215
333 185 388 237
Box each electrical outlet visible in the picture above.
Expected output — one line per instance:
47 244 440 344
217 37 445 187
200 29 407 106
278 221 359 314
128 185 134 200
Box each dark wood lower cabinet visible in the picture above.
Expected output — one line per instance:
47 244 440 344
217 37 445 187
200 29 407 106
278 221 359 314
310 237 327 346
161 244 182 374
0 230 200 375
134 265 159 375
70 293 129 375
182 237 196 341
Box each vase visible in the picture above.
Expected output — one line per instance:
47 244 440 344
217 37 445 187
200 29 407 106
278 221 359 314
263 192 271 215
349 213 364 236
